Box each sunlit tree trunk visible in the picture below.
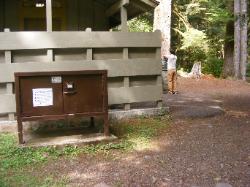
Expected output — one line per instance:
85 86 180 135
234 0 248 80
153 0 172 57
240 0 248 80
234 0 241 79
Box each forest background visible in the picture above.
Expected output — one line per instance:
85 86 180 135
128 0 249 78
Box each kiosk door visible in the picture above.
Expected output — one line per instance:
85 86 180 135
63 74 104 114
19 76 64 117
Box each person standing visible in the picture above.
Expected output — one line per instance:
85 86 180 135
164 51 178 94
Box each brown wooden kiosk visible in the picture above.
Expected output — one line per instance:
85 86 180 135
0 0 163 128
15 70 109 144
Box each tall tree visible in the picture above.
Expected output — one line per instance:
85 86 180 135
222 1 235 78
234 0 241 78
234 0 248 80
154 0 172 57
240 0 248 80
222 20 235 77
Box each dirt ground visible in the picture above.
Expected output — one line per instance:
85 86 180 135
35 77 250 187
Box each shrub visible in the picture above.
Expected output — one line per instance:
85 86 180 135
246 63 250 77
203 57 224 77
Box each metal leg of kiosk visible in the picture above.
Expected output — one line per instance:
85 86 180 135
17 118 24 144
90 117 95 127
104 115 109 136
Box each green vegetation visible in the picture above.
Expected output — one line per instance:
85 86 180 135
0 115 171 186
203 57 224 77
171 0 233 74
111 115 170 150
128 12 153 32
127 1 250 78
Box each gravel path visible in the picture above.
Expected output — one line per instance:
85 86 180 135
41 78 250 187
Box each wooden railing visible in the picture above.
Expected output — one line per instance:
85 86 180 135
0 31 163 119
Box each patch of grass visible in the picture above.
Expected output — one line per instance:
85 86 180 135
0 135 132 171
0 133 69 186
110 115 171 150
0 115 171 186
0 173 68 187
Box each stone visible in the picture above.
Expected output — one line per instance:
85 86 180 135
109 107 169 120
94 182 111 187
152 176 157 183
215 183 232 187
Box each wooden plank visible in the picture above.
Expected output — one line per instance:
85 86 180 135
0 32 161 50
105 0 129 17
130 0 158 12
0 85 162 113
138 0 158 8
0 59 162 83
46 0 52 32
110 85 162 105
0 94 16 113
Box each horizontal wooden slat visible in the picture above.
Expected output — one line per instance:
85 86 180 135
0 85 162 113
0 31 161 50
108 85 162 104
0 94 16 113
0 59 162 83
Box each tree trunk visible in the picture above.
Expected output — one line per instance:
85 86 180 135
234 0 241 79
240 0 248 80
222 20 235 78
153 0 172 57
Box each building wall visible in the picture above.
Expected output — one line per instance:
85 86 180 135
0 1 162 119
0 0 110 32
0 31 163 116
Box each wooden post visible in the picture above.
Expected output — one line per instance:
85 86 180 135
90 117 94 127
121 5 130 110
86 28 93 60
47 49 53 61
121 6 128 32
46 0 53 62
156 47 163 108
4 28 15 121
157 71 163 108
46 0 52 32
123 44 130 111
104 115 110 136
124 76 130 110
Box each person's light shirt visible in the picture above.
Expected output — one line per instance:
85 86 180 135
166 54 177 70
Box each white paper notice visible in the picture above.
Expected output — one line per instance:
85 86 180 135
32 88 53 107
